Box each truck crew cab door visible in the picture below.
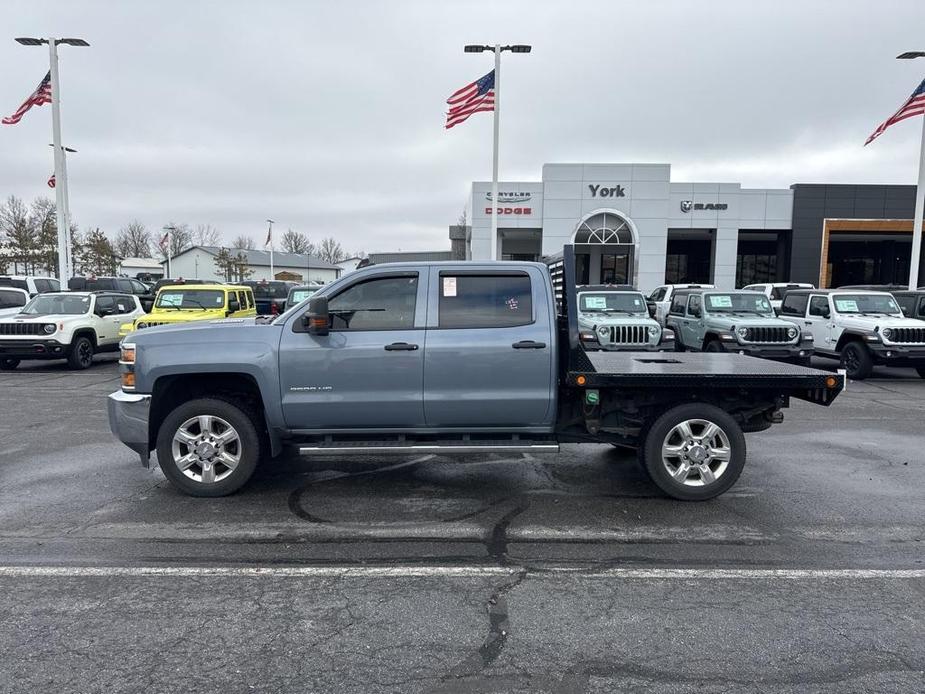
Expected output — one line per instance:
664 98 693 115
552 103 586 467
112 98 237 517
422 267 555 428
278 272 427 429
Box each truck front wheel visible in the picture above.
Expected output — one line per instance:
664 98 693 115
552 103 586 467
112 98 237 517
641 404 746 501
156 397 261 497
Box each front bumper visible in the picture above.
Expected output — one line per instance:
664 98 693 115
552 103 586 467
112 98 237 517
868 343 925 365
730 341 813 360
0 339 69 360
107 390 152 467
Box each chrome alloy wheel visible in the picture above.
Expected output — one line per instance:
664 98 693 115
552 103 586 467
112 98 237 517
171 415 241 484
660 418 732 487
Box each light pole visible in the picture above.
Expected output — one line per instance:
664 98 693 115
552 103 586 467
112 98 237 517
15 36 89 282
49 144 77 279
897 51 925 289
266 219 275 279
463 43 531 260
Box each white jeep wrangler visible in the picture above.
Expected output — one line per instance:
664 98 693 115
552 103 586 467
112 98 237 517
778 289 925 380
0 291 143 370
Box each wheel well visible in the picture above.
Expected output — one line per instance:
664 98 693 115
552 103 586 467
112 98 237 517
71 328 97 347
835 333 865 352
149 373 266 449
703 333 721 348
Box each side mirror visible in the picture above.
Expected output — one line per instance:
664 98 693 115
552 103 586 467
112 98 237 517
690 307 701 318
302 295 329 336
822 308 830 319
227 298 240 315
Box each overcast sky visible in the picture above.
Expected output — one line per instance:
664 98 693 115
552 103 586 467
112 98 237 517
2 0 925 254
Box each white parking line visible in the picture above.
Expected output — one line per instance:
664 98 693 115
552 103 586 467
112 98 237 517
0 566 922 579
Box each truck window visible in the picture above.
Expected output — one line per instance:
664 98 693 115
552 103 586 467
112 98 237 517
894 295 914 317
648 287 666 301
687 295 702 316
328 275 418 330
33 278 54 293
438 274 532 329
780 293 808 316
919 299 925 319
669 294 686 315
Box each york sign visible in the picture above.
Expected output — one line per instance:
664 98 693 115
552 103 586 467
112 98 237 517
588 184 625 198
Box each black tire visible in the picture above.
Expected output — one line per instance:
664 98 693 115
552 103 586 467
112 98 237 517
704 340 725 353
641 403 746 501
156 397 261 497
66 336 95 370
0 358 19 370
671 328 685 352
916 367 925 379
839 341 873 380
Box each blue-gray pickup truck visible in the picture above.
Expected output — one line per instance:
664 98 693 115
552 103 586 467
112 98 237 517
109 246 844 501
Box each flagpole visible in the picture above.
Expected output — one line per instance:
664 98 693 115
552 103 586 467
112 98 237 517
910 114 925 289
48 38 69 284
266 220 275 279
490 44 501 262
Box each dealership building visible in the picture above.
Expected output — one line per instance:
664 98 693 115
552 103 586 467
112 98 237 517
458 163 920 291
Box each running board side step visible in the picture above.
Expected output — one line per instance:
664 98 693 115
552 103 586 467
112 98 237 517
298 442 560 456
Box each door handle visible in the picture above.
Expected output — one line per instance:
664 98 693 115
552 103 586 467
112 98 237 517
384 342 419 351
804 321 812 325
512 340 546 349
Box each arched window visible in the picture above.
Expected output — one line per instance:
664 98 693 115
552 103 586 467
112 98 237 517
574 212 634 245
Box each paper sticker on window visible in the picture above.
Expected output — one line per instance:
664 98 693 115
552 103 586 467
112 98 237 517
585 296 607 309
442 277 457 297
506 297 519 311
708 295 732 308
835 299 858 312
160 294 182 307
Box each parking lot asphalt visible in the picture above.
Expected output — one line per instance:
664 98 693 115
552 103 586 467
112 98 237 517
1 355 923 692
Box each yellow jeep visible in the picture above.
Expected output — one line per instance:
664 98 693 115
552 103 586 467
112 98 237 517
119 284 256 336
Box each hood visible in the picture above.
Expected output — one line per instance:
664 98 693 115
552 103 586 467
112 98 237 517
0 312 86 323
836 314 921 331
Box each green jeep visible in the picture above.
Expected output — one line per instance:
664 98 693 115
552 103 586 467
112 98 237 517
666 289 814 364
576 285 672 351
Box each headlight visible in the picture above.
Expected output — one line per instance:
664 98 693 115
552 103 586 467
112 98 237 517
136 321 148 329
648 325 659 335
43 323 55 335
881 328 892 340
120 344 136 364
736 327 748 338
597 325 609 336
787 327 798 339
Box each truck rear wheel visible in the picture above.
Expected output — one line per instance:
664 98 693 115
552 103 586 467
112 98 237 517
641 404 746 501
156 397 261 497
839 341 873 380
0 358 19 370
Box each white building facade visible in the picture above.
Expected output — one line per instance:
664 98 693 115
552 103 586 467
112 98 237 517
163 246 341 284
467 163 794 291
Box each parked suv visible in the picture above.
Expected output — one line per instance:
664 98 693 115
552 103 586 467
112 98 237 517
742 282 815 313
0 287 30 319
0 291 144 370
244 280 297 316
646 284 714 326
576 285 670 351
68 276 155 312
0 275 60 297
778 289 925 379
667 289 813 363
892 290 925 320
120 284 256 336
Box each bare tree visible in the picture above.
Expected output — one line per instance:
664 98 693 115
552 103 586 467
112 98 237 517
281 228 314 255
0 195 36 274
317 237 345 264
159 222 193 261
115 220 152 258
232 235 255 250
194 223 220 246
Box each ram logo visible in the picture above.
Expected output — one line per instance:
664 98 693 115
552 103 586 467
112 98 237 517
680 200 693 213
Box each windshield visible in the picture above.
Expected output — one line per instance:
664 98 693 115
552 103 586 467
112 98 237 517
0 289 26 309
22 294 90 316
155 289 226 310
289 288 317 304
704 293 774 315
832 294 901 315
579 292 647 314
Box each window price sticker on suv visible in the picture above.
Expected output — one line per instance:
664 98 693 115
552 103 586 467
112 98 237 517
442 277 457 297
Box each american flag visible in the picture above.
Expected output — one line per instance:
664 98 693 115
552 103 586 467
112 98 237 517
865 77 925 145
2 72 52 126
159 231 169 249
445 70 495 129
47 173 55 188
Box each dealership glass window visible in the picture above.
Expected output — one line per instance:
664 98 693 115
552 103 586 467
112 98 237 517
600 253 629 284
501 253 540 262
328 275 418 330
575 254 591 285
736 253 778 287
438 274 532 329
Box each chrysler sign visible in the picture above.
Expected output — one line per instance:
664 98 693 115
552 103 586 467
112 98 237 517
486 192 532 203
485 191 532 215
681 200 728 212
